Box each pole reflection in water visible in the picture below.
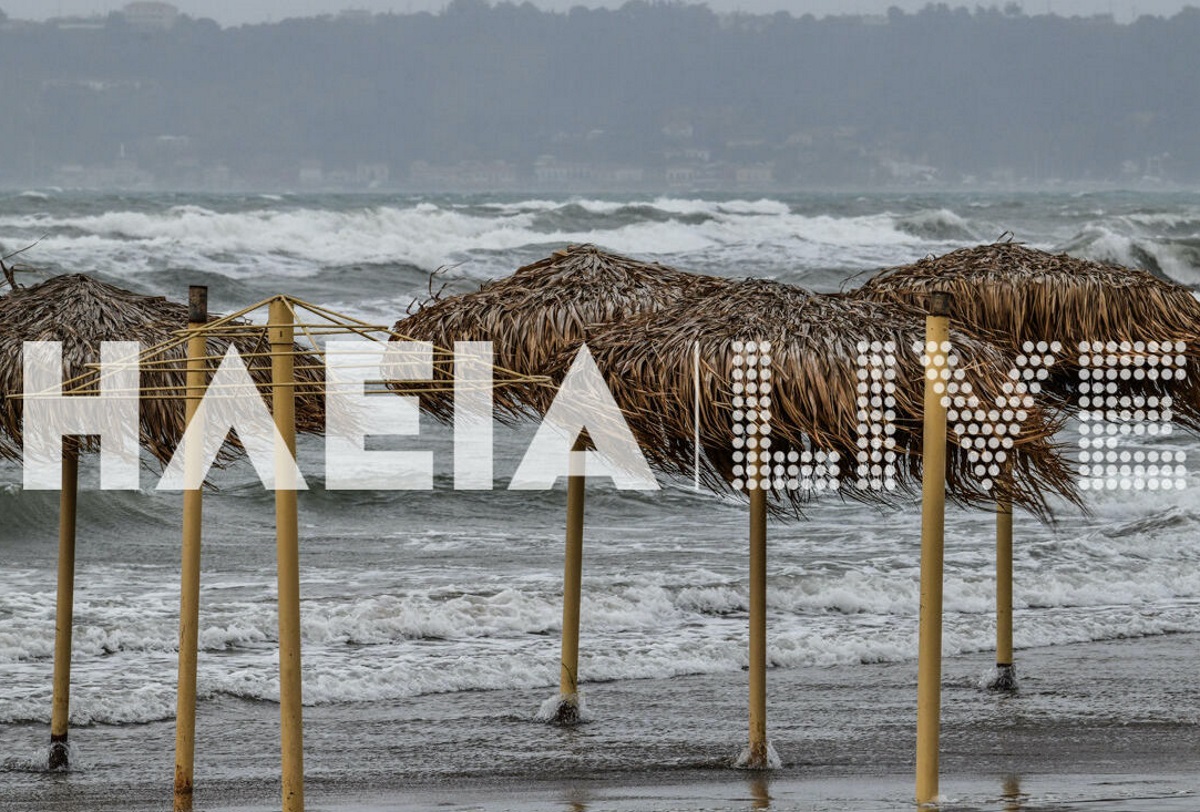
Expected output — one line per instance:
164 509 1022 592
561 788 589 812
749 773 771 809
1002 774 1024 811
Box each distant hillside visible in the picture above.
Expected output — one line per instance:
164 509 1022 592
1 1 1197 190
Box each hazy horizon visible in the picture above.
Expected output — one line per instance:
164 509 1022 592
2 0 1196 26
3 1 1198 191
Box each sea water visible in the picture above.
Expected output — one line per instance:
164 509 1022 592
1 189 1198 810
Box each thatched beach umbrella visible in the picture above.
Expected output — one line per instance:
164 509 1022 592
537 278 1075 770
852 241 1200 423
569 279 1072 513
393 244 730 725
394 243 729 418
0 274 324 770
0 276 326 461
852 241 1200 690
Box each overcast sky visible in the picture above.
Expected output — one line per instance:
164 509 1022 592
3 0 1193 26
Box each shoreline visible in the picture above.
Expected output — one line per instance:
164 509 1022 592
3 632 1199 810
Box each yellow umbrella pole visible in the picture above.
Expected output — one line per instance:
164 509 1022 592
48 444 79 770
916 291 950 806
174 286 207 810
553 436 586 725
745 485 769 769
991 490 1017 691
270 298 305 812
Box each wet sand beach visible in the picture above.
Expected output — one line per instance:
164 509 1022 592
3 632 1197 811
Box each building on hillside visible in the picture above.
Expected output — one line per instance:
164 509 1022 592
121 2 179 30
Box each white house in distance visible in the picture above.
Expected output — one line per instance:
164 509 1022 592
122 1 179 30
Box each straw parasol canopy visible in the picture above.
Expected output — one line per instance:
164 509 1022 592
851 241 1200 429
0 274 325 464
539 278 1076 519
392 243 730 418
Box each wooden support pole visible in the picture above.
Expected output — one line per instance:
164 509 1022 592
745 485 769 769
554 436 586 725
49 445 79 770
174 286 207 810
916 292 951 806
992 491 1017 691
269 298 305 812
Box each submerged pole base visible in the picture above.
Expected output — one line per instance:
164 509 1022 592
735 741 780 771
552 699 581 727
174 766 195 812
48 734 69 770
986 663 1018 692
173 790 194 812
536 692 590 727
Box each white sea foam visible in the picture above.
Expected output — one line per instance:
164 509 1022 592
1058 224 1200 286
476 198 566 213
3 503 1200 724
894 207 977 240
0 197 961 287
735 740 781 770
534 691 593 724
1124 208 1200 229
2 191 1199 728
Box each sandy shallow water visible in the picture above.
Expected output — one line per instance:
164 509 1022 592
3 633 1197 811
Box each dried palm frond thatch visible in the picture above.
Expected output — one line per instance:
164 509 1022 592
1 258 17 292
392 244 729 418
538 279 1076 520
852 241 1200 428
1 241 39 292
0 274 325 464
